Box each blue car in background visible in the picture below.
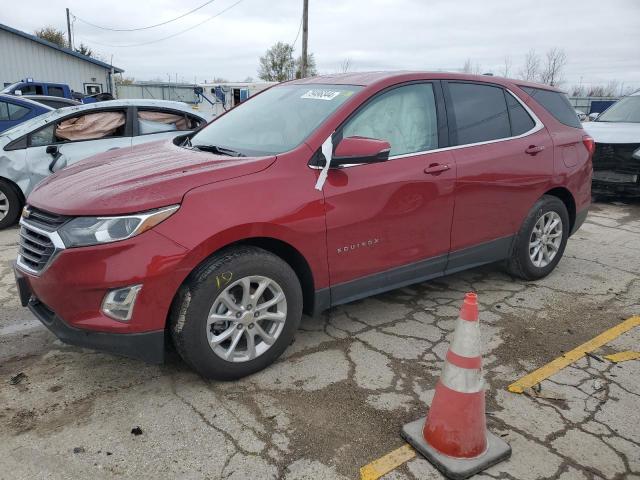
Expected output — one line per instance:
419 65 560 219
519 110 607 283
0 94 53 132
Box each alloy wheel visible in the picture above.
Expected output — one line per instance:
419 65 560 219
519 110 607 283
0 191 8 221
529 211 563 268
206 275 287 363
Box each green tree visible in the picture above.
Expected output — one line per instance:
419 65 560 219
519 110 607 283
34 26 67 48
295 53 318 79
258 42 295 82
75 43 93 57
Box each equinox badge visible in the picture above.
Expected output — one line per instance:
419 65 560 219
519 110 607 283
337 238 380 254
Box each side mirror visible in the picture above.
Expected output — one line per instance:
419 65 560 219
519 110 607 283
332 136 391 166
46 145 64 172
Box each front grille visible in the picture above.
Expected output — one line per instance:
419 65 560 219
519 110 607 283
592 143 640 175
23 206 69 231
17 206 68 274
18 224 56 272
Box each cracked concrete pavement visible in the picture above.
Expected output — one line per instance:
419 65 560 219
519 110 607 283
0 200 639 480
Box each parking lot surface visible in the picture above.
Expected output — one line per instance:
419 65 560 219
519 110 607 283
1 201 639 480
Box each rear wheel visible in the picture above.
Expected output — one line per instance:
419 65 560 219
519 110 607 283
0 180 22 230
170 246 303 380
507 195 569 280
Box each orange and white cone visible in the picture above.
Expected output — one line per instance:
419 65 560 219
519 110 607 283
401 293 511 479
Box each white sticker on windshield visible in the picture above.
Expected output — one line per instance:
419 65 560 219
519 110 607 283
301 89 341 101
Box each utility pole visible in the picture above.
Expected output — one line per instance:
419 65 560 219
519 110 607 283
301 0 308 78
66 8 73 49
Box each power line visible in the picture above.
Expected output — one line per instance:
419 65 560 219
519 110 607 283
78 0 244 48
291 11 303 49
73 0 219 32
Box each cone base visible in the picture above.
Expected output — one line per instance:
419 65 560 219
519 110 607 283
401 417 511 480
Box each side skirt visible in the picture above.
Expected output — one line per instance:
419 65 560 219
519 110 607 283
311 236 514 314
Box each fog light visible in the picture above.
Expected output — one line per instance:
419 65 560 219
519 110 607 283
101 285 142 322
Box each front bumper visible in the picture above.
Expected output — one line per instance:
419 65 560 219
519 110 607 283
592 179 640 196
26 293 165 363
15 226 192 362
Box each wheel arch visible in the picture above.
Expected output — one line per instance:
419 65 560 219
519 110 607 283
543 187 576 233
0 176 26 204
170 236 319 320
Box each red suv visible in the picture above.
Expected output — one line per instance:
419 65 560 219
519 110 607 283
14 73 593 379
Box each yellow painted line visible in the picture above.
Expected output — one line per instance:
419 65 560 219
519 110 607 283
508 315 640 394
360 444 416 480
604 351 640 363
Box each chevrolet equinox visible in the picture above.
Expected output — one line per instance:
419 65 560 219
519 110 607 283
14 72 593 379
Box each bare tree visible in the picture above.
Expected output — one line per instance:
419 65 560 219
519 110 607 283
519 49 540 82
501 56 513 78
539 48 567 86
462 58 473 73
339 58 352 73
116 75 136 85
570 84 586 97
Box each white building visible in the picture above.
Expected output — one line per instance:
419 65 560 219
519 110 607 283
198 81 277 116
0 23 123 95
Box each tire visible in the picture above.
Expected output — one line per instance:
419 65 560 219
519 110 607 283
0 180 22 230
507 195 570 280
170 246 303 380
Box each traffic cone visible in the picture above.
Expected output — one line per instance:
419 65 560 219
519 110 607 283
401 292 511 479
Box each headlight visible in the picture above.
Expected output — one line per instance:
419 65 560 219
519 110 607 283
58 205 179 247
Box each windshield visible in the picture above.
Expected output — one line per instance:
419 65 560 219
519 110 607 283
597 96 640 123
190 84 362 156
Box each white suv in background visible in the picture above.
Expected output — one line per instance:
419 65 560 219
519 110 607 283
584 91 640 196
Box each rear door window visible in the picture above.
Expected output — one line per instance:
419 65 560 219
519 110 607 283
506 93 536 135
137 109 192 135
520 86 581 128
447 82 511 145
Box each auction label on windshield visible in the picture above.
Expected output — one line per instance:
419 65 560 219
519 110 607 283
301 89 342 100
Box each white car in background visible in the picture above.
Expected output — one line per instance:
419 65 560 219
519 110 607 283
583 91 640 196
0 99 208 228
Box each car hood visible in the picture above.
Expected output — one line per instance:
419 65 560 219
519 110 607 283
28 140 277 216
583 121 640 144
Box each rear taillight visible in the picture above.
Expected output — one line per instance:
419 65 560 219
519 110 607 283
582 135 595 155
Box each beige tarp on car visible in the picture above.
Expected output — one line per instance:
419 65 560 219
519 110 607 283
55 111 126 141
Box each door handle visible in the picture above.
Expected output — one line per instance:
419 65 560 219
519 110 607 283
424 163 450 175
525 145 545 155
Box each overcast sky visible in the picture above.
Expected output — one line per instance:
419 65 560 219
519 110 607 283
4 0 640 90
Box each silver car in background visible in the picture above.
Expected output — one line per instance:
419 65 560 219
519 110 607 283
0 99 209 228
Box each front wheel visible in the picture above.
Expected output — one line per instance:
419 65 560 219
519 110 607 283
0 180 22 230
507 195 570 280
170 246 303 380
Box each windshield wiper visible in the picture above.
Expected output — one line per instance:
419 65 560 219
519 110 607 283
192 144 246 157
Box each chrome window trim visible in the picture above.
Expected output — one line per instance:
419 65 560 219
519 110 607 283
16 218 66 277
309 86 544 169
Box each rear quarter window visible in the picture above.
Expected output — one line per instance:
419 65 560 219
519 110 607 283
520 86 581 129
